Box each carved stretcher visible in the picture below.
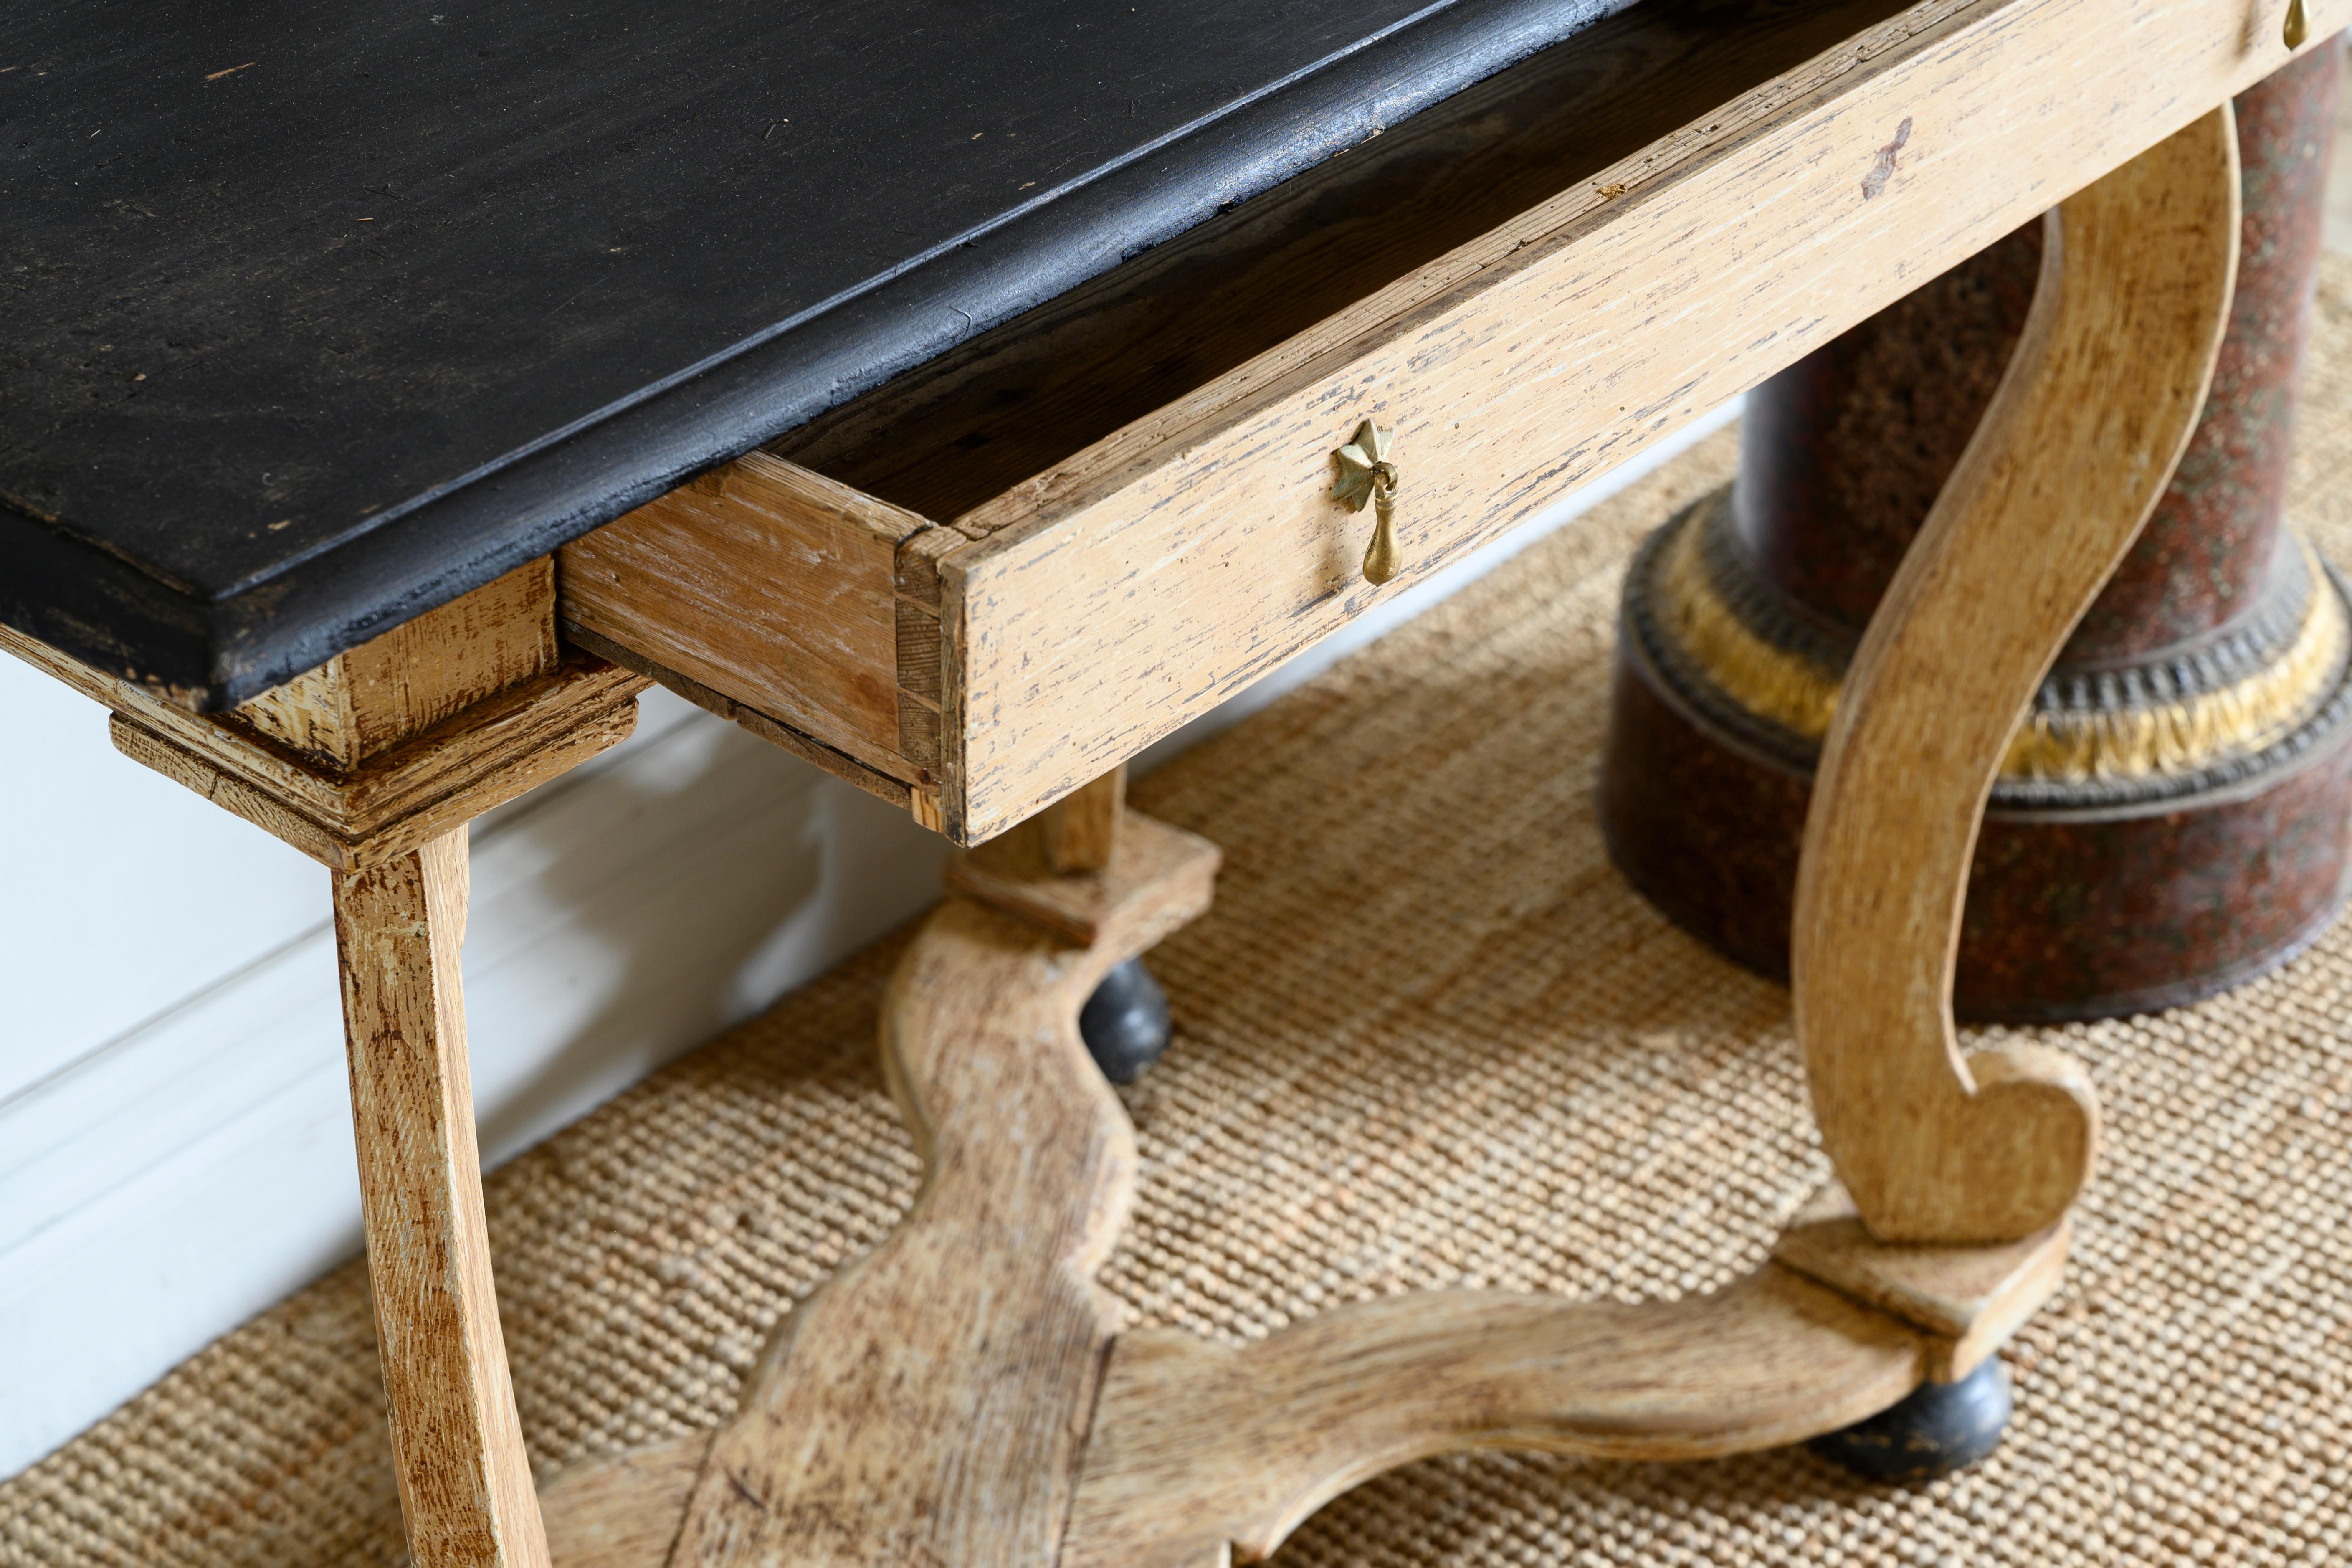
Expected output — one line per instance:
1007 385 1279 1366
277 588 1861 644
0 0 2305 1561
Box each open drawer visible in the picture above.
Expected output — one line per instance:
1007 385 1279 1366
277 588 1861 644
557 0 2278 844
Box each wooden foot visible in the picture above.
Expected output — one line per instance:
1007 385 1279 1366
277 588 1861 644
1793 109 2243 1243
1078 954 1172 1084
1811 1355 2013 1484
335 829 552 1568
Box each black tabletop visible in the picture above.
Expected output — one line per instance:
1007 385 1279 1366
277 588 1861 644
3 0 1628 704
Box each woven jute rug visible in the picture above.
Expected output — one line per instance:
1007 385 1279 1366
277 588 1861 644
18 263 2352 1568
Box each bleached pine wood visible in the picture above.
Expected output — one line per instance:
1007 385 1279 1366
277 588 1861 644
1059 1269 1923 1568
1792 107 2240 1244
108 664 641 871
927 0 2335 840
235 560 560 769
557 450 934 782
563 622 915 810
635 818 1218 1568
9 565 655 1566
540 1173 2072 1568
334 831 551 1568
1772 1184 2070 1381
539 1433 711 1568
3 613 645 872
531 0 2333 844
1040 765 1126 874
944 807 1205 947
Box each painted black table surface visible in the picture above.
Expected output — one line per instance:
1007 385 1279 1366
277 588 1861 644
1 0 1631 707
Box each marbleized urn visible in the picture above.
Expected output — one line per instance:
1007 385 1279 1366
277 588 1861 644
1600 42 2352 1022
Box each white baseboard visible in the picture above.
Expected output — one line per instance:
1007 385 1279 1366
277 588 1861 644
0 692 950 1474
0 397 1737 1477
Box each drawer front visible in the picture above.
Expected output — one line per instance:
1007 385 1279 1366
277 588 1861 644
933 0 2304 842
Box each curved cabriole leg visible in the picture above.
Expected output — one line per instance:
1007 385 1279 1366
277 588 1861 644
1793 108 2242 1248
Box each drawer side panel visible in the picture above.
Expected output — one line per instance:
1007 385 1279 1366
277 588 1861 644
559 453 927 779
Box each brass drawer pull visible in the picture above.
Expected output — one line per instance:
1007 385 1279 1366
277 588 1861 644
1333 420 1400 585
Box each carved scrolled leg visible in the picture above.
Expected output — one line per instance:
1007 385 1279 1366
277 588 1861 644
1792 109 2243 1246
547 113 2244 1568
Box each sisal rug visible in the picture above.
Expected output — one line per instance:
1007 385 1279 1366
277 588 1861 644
17 259 2352 1568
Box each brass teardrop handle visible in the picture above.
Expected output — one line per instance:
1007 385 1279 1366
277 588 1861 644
1332 420 1400 585
2285 0 2307 47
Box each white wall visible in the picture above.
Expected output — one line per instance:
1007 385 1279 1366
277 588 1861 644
0 399 1737 1476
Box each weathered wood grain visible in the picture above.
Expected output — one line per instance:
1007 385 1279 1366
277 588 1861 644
334 831 552 1568
1792 107 2239 1243
1772 1184 2069 1380
930 0 2336 840
1059 1269 1923 1568
562 623 914 810
14 572 647 1568
539 1163 2079 1568
539 1434 711 1568
5 593 646 870
580 821 1217 1568
103 656 645 870
557 450 932 781
1038 766 1125 875
236 560 560 769
945 806 1211 947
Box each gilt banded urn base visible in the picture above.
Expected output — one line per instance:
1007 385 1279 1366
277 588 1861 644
1602 490 2352 1023
1598 40 2352 1023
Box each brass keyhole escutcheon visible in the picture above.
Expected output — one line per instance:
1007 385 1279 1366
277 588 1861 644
1332 420 1400 585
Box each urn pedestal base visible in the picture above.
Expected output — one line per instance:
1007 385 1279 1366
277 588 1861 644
1603 494 2352 1023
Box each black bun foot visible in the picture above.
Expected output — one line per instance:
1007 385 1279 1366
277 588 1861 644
1810 1355 2013 1484
1079 956 1172 1085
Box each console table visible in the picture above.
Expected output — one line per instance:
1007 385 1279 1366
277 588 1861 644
2 0 2322 1563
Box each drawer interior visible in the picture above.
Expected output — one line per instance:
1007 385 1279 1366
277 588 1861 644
772 0 1912 526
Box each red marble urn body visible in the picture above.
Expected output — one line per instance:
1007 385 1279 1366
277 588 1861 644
1601 43 2352 1021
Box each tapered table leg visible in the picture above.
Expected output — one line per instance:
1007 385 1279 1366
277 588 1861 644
336 828 552 1568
